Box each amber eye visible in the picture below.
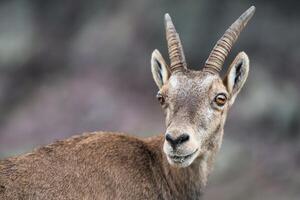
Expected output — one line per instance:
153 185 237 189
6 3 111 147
156 93 165 105
214 93 227 106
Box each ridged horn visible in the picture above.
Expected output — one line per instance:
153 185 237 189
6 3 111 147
164 13 187 73
203 6 255 74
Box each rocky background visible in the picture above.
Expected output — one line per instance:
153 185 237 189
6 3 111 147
0 0 299 199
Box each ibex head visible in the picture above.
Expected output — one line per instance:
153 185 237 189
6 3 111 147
151 6 255 167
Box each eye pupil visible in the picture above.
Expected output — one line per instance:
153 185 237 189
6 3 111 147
215 94 227 106
156 93 165 105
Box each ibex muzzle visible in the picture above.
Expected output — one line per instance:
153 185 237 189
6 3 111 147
152 6 255 167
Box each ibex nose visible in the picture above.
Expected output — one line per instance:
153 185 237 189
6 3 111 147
165 133 190 149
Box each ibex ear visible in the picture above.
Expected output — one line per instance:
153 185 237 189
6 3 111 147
224 52 249 106
151 49 170 89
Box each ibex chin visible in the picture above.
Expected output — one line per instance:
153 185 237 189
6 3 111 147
0 6 255 200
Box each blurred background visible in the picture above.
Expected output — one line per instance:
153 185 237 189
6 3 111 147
0 0 299 199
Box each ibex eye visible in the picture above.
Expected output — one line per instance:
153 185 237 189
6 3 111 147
214 93 227 106
156 93 165 105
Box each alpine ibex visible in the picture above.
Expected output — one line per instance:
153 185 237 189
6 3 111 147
0 6 255 200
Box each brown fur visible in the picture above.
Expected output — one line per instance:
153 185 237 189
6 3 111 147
1 132 207 199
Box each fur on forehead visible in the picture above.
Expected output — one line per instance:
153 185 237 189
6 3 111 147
165 70 223 92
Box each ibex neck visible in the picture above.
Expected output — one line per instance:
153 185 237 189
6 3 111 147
162 153 206 198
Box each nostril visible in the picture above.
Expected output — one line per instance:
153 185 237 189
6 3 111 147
165 133 190 148
178 134 189 144
165 133 174 144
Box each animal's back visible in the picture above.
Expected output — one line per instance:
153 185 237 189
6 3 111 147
0 132 165 200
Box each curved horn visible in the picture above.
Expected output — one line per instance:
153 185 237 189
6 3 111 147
164 13 187 73
203 6 255 74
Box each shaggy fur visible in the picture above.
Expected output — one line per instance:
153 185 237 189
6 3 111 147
1 132 207 199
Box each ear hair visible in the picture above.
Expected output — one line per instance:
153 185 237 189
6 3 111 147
151 49 170 88
225 51 250 105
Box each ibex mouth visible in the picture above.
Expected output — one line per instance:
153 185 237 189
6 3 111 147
168 149 198 163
